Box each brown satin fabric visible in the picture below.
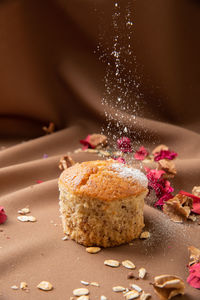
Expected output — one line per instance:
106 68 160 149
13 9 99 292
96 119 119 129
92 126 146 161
0 0 200 299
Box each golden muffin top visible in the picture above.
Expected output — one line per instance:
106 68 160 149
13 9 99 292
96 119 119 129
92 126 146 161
58 160 148 201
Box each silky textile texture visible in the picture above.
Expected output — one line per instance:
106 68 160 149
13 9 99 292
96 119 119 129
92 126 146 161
0 0 200 299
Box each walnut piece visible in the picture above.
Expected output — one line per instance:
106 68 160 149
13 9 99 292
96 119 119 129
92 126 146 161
152 145 169 155
157 159 176 178
59 155 75 171
192 186 200 197
42 122 55 134
163 194 193 223
188 245 200 266
89 134 107 148
153 274 185 300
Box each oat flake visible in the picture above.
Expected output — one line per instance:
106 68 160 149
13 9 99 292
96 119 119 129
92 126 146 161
90 282 99 287
104 259 120 267
100 296 107 300
86 247 101 254
80 281 89 286
18 208 30 215
11 285 18 290
77 296 89 300
130 284 142 292
138 268 147 279
122 260 136 269
17 216 36 222
112 286 126 292
37 281 53 291
73 288 89 296
124 290 139 299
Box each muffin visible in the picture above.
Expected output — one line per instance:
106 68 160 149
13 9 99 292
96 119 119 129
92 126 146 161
58 160 148 247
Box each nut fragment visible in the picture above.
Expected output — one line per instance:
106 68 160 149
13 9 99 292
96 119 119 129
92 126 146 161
17 216 36 222
157 159 176 178
139 268 147 279
163 194 193 223
140 231 150 239
153 274 185 300
59 155 75 171
188 245 200 266
37 281 53 291
122 260 136 270
90 282 99 287
89 134 108 148
152 145 169 155
73 288 89 296
104 259 120 267
192 186 200 197
20 282 28 290
112 286 126 292
130 284 142 292
124 290 139 299
140 291 151 300
86 247 101 254
18 208 30 215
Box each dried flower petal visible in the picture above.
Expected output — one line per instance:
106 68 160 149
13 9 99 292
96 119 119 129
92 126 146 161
154 150 177 162
117 137 132 153
42 122 55 134
157 160 176 178
59 155 75 171
192 186 200 197
153 274 185 300
134 146 149 161
188 246 200 266
152 145 169 155
0 206 7 224
37 281 53 291
80 134 107 150
163 194 193 223
187 263 200 289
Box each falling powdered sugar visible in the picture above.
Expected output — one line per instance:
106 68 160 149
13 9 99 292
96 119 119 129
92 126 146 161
111 163 148 187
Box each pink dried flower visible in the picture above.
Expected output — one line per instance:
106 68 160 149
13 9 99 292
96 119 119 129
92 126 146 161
134 146 149 161
117 137 132 153
145 168 174 207
154 150 178 162
80 135 95 150
187 263 200 289
0 206 7 224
